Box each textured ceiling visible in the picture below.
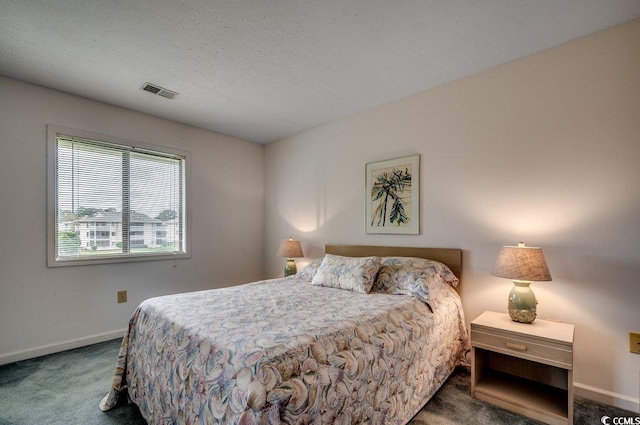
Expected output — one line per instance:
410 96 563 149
1 1 639 144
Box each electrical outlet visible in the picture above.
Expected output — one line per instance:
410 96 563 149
117 290 127 304
630 332 640 354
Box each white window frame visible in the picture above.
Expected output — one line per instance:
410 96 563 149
47 125 191 267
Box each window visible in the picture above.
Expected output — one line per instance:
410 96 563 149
47 125 190 266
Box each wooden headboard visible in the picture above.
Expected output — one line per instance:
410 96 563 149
325 244 462 283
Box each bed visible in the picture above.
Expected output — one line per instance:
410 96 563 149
100 245 470 424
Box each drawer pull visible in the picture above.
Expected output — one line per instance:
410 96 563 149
505 342 528 351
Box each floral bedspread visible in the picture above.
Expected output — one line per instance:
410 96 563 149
100 276 469 424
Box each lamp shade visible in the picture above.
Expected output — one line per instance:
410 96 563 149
491 243 552 282
276 238 304 259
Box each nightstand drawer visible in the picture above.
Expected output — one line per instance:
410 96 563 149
472 329 572 369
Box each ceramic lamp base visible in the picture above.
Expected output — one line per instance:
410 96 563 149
284 259 297 277
508 281 538 324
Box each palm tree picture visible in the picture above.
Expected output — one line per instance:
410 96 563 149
366 155 419 234
371 165 411 226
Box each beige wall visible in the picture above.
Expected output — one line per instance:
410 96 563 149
265 20 640 409
0 76 265 362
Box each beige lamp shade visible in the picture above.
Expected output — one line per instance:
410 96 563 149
491 242 552 282
276 238 304 259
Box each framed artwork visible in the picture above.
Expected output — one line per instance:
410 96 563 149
365 154 420 234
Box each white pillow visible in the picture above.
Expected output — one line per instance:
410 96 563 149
311 254 380 294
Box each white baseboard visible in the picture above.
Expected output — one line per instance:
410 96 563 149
575 382 640 413
0 329 126 366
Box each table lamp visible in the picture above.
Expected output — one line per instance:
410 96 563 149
276 238 304 277
491 242 552 324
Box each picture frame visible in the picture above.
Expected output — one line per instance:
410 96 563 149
365 154 420 234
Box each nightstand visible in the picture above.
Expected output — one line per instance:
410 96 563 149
471 311 575 425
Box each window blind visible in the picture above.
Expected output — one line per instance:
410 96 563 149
53 134 186 263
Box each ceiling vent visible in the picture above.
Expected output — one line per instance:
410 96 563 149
141 82 178 100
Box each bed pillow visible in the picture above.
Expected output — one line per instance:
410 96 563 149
311 254 380 294
296 257 324 281
421 273 459 307
373 257 459 303
388 273 458 310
